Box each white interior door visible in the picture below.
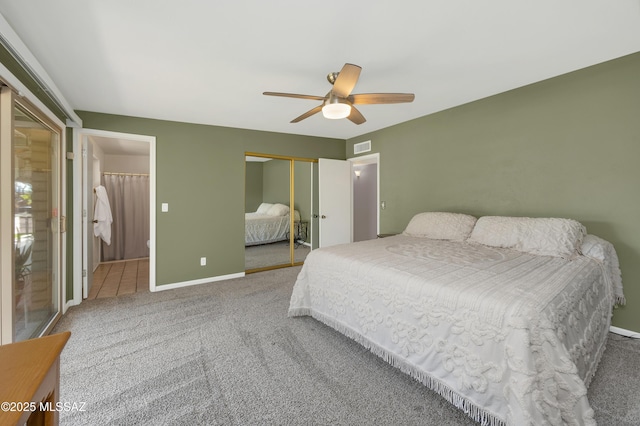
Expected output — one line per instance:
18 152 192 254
318 158 352 247
92 158 100 272
82 138 93 298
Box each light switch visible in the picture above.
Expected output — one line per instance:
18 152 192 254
161 203 169 212
381 201 386 210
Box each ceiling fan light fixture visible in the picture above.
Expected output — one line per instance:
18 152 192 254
264 63 414 124
322 102 351 119
322 93 351 119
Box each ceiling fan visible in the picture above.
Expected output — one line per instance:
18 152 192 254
263 63 415 125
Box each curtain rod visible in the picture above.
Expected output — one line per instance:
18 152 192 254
102 172 149 177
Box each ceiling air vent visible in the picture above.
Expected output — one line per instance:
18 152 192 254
353 140 371 155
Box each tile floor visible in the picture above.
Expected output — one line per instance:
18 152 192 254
87 258 149 299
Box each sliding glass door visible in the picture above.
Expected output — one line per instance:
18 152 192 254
1 86 62 343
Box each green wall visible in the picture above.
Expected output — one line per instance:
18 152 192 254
77 111 344 286
262 159 290 205
245 162 263 212
346 52 640 331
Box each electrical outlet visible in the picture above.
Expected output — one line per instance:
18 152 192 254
200 257 206 266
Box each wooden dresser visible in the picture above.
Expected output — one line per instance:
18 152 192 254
0 331 71 426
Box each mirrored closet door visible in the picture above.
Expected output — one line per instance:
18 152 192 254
244 153 316 272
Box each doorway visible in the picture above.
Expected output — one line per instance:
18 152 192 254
73 129 156 303
350 153 380 242
315 154 380 248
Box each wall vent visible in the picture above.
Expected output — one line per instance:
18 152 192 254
354 140 371 155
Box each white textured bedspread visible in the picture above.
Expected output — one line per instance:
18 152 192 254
245 213 289 246
289 236 617 425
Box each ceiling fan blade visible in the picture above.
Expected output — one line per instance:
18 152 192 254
291 105 323 123
263 92 326 101
349 93 415 105
331 63 362 98
347 106 366 125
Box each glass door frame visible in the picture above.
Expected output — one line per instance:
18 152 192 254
0 84 64 344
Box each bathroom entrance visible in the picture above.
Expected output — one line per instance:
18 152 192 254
74 128 156 300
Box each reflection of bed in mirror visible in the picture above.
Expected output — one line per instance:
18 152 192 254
245 202 300 246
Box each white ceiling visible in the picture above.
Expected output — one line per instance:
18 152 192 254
1 1 639 141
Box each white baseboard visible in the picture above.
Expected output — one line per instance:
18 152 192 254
610 325 640 339
151 271 245 292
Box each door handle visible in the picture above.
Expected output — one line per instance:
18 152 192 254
321 215 327 219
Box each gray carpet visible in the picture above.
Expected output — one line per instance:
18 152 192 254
245 242 310 270
52 266 640 425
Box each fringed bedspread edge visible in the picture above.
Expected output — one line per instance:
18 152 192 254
289 307 506 426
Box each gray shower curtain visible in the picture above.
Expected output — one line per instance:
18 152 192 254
101 174 150 261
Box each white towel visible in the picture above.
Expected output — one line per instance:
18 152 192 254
93 185 113 245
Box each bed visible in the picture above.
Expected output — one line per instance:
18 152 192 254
245 202 300 246
289 212 625 425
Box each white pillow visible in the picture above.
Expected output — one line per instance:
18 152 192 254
266 203 290 216
468 216 586 258
256 203 273 214
403 212 477 241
